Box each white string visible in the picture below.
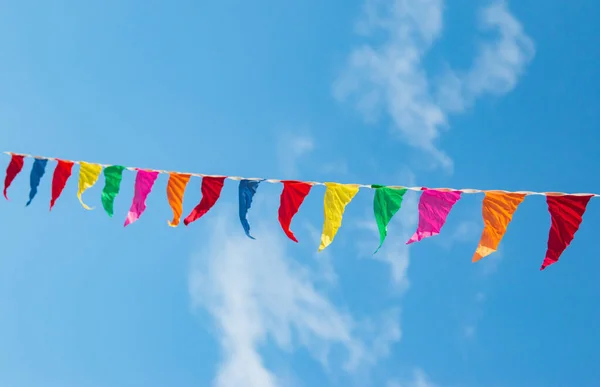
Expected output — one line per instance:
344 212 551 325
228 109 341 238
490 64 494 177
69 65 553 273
5 151 599 197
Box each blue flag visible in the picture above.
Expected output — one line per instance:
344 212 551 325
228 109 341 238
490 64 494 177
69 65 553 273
238 179 261 239
26 158 48 206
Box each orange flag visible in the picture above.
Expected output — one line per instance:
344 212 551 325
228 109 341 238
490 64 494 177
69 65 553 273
166 173 191 227
472 191 526 262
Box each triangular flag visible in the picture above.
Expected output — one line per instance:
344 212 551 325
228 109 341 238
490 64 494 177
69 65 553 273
50 159 75 210
407 189 461 244
278 180 312 242
541 195 592 270
473 191 526 262
373 185 407 253
3 154 25 200
166 173 191 227
318 182 359 252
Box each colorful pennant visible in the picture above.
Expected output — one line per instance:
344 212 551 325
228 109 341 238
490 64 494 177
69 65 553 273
373 185 408 253
319 182 360 252
101 165 125 217
3 151 598 272
407 189 461 244
77 162 103 210
239 179 261 239
184 176 226 226
26 158 48 206
50 159 75 210
279 180 312 242
124 170 159 227
472 192 526 262
541 195 592 270
3 154 24 200
166 173 191 227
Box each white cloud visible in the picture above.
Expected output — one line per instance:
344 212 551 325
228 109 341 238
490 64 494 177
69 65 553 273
438 1 536 112
479 248 504 276
320 160 350 177
334 0 535 171
189 206 402 386
304 222 339 286
463 324 476 339
475 291 486 303
436 220 481 250
277 131 315 178
387 368 438 387
367 307 402 359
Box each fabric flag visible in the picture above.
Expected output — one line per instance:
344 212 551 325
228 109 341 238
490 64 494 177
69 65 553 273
166 173 191 227
124 170 159 227
373 185 408 253
50 159 75 210
239 179 261 239
278 180 312 242
3 154 25 200
101 165 125 217
26 158 48 206
541 194 592 270
318 182 360 252
183 176 226 226
77 162 103 210
472 192 526 262
407 189 461 244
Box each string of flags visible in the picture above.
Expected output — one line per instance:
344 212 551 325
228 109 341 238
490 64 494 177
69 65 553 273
3 151 597 271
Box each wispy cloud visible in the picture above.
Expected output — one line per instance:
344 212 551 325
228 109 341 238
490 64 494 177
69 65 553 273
189 206 402 386
479 249 504 276
387 368 438 387
334 0 535 171
436 219 481 251
461 290 487 341
276 131 315 178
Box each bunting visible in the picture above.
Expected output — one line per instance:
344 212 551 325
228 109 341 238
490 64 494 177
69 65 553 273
77 162 103 210
101 165 125 217
3 151 599 272
407 189 461 245
50 159 75 210
318 183 359 252
279 180 312 242
124 170 159 227
373 185 407 253
166 173 191 227
184 176 226 226
3 154 24 200
26 158 48 206
239 179 261 239
541 195 592 270
473 192 525 262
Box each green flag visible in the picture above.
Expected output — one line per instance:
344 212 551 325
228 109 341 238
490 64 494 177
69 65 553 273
372 185 407 253
101 165 125 217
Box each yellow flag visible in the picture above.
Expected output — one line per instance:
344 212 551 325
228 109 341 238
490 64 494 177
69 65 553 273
318 182 360 252
77 162 103 210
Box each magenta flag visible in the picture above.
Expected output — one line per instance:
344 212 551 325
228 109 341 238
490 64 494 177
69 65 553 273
406 189 462 244
124 170 160 227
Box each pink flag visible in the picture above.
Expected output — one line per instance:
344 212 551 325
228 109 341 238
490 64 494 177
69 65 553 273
124 170 159 227
407 189 462 244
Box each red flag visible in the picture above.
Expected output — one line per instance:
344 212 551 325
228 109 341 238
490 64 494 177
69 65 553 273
50 159 75 210
541 195 592 270
3 154 25 200
184 176 226 226
278 180 312 242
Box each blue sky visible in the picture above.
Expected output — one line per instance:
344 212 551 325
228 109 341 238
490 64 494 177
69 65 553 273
1 0 599 386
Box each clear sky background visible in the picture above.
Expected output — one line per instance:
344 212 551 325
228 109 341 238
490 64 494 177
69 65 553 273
1 1 599 386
